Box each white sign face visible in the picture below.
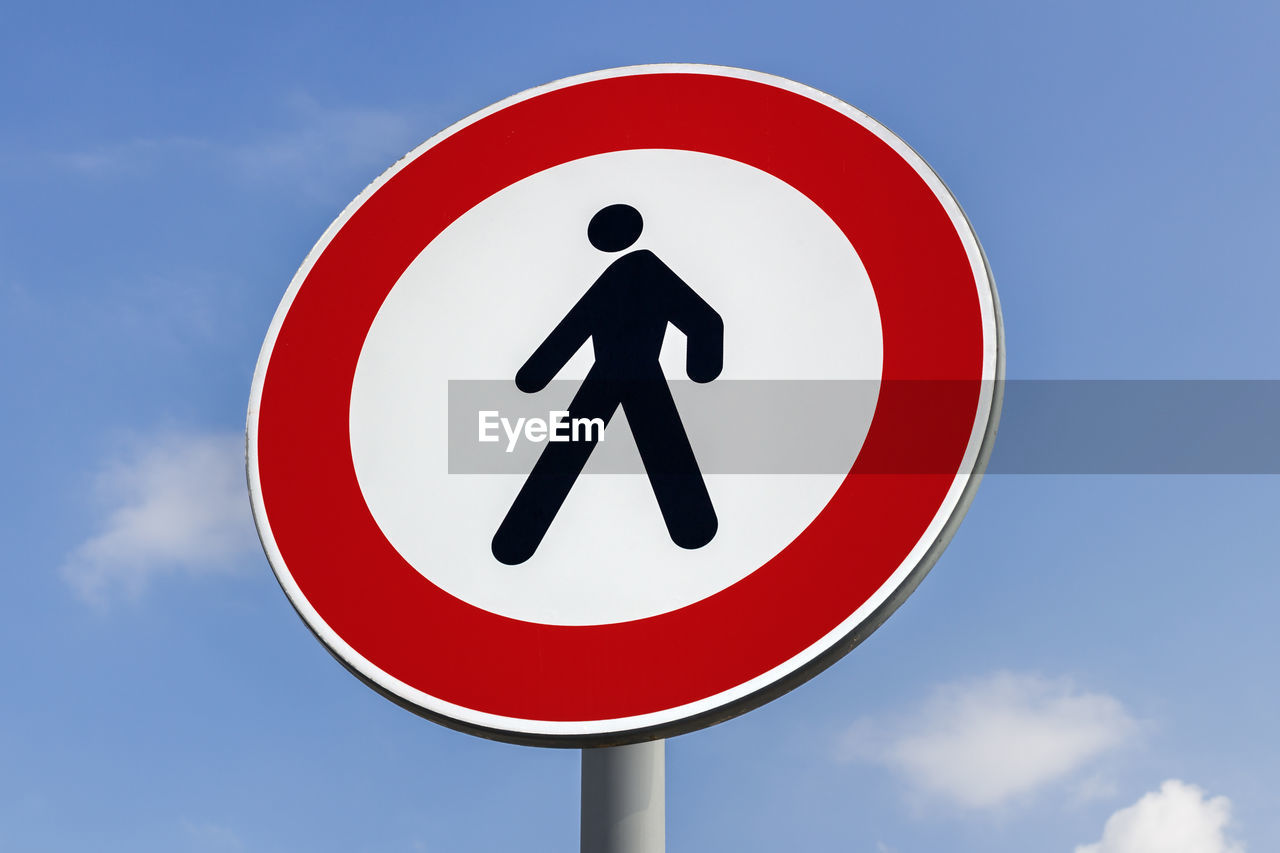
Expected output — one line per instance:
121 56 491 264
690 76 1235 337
350 148 883 626
248 65 1001 746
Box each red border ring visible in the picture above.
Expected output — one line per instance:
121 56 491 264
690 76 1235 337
247 65 1003 746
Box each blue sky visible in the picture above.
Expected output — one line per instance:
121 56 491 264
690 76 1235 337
2 1 1277 851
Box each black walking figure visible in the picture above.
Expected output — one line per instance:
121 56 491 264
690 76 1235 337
491 204 724 566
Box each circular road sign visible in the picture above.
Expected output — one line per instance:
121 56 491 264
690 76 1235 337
247 64 1003 746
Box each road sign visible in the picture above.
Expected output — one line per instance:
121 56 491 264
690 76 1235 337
247 64 1002 746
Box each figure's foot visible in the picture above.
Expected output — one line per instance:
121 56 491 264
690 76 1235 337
492 528 537 565
669 512 717 551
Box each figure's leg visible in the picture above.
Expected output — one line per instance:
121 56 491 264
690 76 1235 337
620 379 717 550
491 373 619 565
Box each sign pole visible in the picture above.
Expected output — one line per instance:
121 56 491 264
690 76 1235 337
581 739 665 853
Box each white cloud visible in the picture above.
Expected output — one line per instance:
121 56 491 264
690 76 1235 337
61 430 258 604
839 672 1138 809
1075 780 1244 853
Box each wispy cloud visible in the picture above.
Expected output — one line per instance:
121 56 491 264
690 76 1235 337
49 95 420 197
182 819 246 852
1071 772 1122 805
229 95 416 184
838 672 1138 810
1075 780 1245 853
61 430 258 605
51 136 213 177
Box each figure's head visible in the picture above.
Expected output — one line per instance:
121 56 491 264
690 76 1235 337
588 204 643 252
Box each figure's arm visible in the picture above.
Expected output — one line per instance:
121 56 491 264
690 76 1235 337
514 288 595 393
654 255 723 383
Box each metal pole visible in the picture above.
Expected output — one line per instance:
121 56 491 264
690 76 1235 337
581 739 665 853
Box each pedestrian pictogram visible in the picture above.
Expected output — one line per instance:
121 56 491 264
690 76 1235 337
247 65 1002 746
493 203 723 565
